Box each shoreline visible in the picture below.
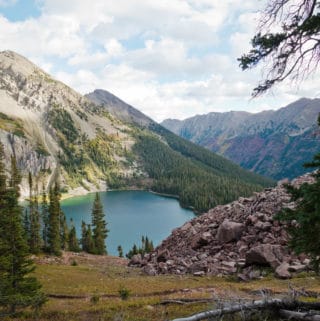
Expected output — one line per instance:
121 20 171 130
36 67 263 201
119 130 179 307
60 185 145 201
60 186 197 214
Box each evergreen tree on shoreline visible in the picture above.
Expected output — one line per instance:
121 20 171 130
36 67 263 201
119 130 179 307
41 185 49 251
48 183 61 256
81 221 88 252
81 221 95 253
60 213 69 251
28 173 41 254
117 245 123 258
68 219 80 252
91 193 108 255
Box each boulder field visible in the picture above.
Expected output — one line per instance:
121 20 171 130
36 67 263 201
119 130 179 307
129 174 315 279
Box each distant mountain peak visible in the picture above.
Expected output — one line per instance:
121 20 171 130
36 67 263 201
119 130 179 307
85 89 154 127
162 98 320 180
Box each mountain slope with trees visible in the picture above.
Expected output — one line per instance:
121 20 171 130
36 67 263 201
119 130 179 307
86 91 274 212
162 98 320 180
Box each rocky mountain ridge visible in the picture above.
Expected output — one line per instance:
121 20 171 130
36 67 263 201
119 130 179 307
0 50 272 212
130 173 314 279
162 99 320 180
85 89 153 127
0 50 141 195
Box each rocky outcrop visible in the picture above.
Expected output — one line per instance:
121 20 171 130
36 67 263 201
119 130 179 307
130 174 314 279
0 129 56 196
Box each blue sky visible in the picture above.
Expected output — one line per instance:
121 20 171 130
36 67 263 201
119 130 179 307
0 0 318 121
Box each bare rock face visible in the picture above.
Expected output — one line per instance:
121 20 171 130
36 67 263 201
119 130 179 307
130 174 314 279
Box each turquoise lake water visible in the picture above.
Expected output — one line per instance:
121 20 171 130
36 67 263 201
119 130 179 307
61 190 195 256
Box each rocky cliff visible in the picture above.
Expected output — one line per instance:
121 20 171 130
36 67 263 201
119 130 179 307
162 99 320 180
130 173 314 279
0 50 139 196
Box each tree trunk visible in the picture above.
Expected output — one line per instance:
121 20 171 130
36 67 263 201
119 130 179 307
279 310 320 321
170 298 283 321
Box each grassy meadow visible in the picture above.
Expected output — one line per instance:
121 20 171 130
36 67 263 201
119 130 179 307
3 252 319 321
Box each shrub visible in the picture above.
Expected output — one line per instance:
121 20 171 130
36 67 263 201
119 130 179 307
118 286 130 300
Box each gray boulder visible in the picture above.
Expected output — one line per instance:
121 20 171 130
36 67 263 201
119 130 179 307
217 219 245 243
246 244 285 269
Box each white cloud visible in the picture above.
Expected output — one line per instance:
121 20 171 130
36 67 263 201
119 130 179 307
0 0 316 121
0 15 85 58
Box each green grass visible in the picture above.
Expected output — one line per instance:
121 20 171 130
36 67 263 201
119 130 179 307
12 252 318 321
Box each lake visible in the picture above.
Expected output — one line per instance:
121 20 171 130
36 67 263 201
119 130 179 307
61 190 195 256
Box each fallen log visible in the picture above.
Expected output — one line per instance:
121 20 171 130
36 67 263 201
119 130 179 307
170 298 283 321
279 309 320 321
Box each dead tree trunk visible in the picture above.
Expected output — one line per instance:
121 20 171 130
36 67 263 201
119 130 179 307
170 298 283 321
170 299 320 321
279 310 320 321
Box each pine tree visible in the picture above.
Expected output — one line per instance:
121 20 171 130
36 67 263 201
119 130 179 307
81 221 88 252
126 244 138 259
68 219 80 252
144 236 154 253
80 221 95 253
0 151 46 314
29 174 41 254
239 0 320 96
48 183 61 256
0 142 5 195
277 116 320 272
117 245 123 258
85 224 95 254
60 213 69 250
91 193 108 255
41 185 49 251
23 209 30 244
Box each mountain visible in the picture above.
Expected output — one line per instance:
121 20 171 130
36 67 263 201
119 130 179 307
85 89 153 127
0 50 273 212
162 98 320 180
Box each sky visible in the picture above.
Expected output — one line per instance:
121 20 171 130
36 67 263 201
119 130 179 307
0 0 319 122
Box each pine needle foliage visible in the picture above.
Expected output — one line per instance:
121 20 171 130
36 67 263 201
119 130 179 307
276 116 320 272
0 145 46 315
91 193 108 255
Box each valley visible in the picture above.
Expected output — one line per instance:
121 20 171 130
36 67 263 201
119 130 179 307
162 98 320 180
0 50 273 213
